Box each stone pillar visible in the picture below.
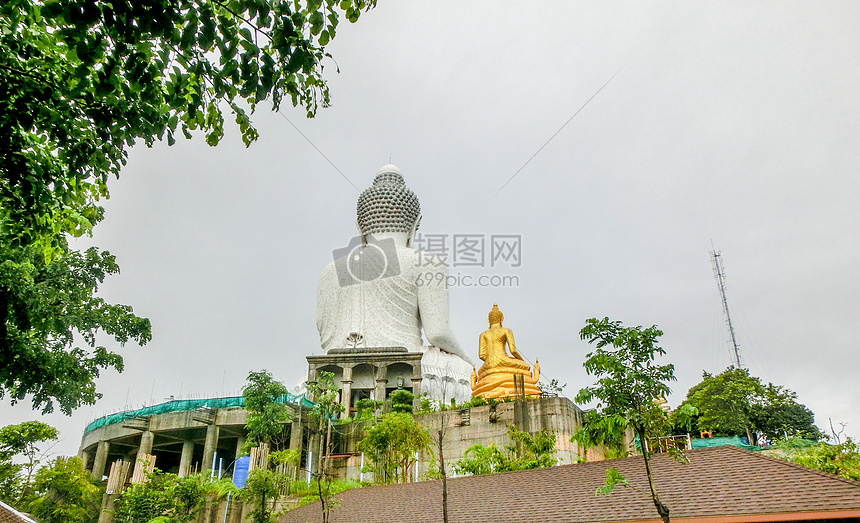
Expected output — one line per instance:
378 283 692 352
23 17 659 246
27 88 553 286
289 408 304 482
305 365 318 402
340 365 353 419
91 440 110 481
235 436 246 460
79 448 91 468
412 364 423 411
178 440 195 477
202 424 220 472
290 406 304 451
98 492 120 523
136 430 154 463
374 365 388 404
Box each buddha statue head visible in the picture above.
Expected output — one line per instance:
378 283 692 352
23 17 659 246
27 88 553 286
356 164 421 246
488 303 503 327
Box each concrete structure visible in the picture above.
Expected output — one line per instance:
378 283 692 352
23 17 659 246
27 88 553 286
79 395 595 494
307 347 424 416
315 165 473 402
79 398 308 483
317 396 596 483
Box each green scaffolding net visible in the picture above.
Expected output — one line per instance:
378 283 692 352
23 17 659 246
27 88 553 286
84 394 314 434
691 435 761 451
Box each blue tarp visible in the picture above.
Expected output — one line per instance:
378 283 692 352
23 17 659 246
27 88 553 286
232 455 251 488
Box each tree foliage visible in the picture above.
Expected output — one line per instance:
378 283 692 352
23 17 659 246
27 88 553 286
678 367 822 442
1 0 376 248
0 421 59 503
358 412 430 484
575 317 677 523
242 370 291 452
773 437 860 482
239 451 297 523
750 382 821 441
1 0 373 416
389 389 413 414
454 425 556 476
26 456 102 523
306 370 345 523
0 243 151 414
113 470 227 523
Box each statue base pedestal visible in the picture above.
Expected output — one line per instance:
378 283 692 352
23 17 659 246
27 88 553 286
471 366 541 399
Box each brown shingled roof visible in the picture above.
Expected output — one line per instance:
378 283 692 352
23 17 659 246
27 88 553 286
0 501 37 523
280 446 860 523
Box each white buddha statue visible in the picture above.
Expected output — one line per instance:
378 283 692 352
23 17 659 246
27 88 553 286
316 165 473 403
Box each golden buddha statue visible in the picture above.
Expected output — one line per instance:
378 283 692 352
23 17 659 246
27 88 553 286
470 304 540 399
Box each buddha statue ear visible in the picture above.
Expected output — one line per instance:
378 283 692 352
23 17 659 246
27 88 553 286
406 214 422 248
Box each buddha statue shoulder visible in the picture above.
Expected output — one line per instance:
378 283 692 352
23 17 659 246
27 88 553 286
471 304 540 399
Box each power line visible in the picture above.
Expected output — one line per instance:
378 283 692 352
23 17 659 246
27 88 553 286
492 67 623 199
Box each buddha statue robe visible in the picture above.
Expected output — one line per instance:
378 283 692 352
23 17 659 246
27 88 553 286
471 304 540 399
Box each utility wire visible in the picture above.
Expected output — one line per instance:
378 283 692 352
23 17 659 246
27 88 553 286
492 67 623 199
275 109 359 191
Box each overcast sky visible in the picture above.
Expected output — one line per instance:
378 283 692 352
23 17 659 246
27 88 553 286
3 1 859 457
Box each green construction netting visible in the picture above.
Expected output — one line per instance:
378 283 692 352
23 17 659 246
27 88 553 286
634 434 762 452
84 394 314 434
691 435 761 451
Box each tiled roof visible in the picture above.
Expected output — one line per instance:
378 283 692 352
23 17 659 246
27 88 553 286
0 501 37 523
281 446 860 523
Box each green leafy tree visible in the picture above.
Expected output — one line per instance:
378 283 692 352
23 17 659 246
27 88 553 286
242 370 291 452
750 383 822 441
389 389 414 414
1 0 376 247
1 243 151 415
574 317 677 523
680 367 762 441
239 450 298 523
306 370 344 523
0 421 59 504
537 378 566 396
26 456 102 523
358 412 430 484
454 425 556 475
678 367 822 442
113 470 226 523
1 0 373 417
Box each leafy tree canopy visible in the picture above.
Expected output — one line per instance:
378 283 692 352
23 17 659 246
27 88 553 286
2 0 372 416
574 317 677 523
678 367 822 442
241 369 291 452
454 425 556 476
0 421 58 504
1 0 375 249
113 469 230 523
358 412 430 484
389 389 413 414
26 456 102 523
0 242 151 414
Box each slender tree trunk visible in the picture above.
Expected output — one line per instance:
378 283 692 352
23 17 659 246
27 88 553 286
317 477 328 523
438 429 448 523
637 427 670 523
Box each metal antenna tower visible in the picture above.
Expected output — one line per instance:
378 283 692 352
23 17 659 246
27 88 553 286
710 248 743 368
